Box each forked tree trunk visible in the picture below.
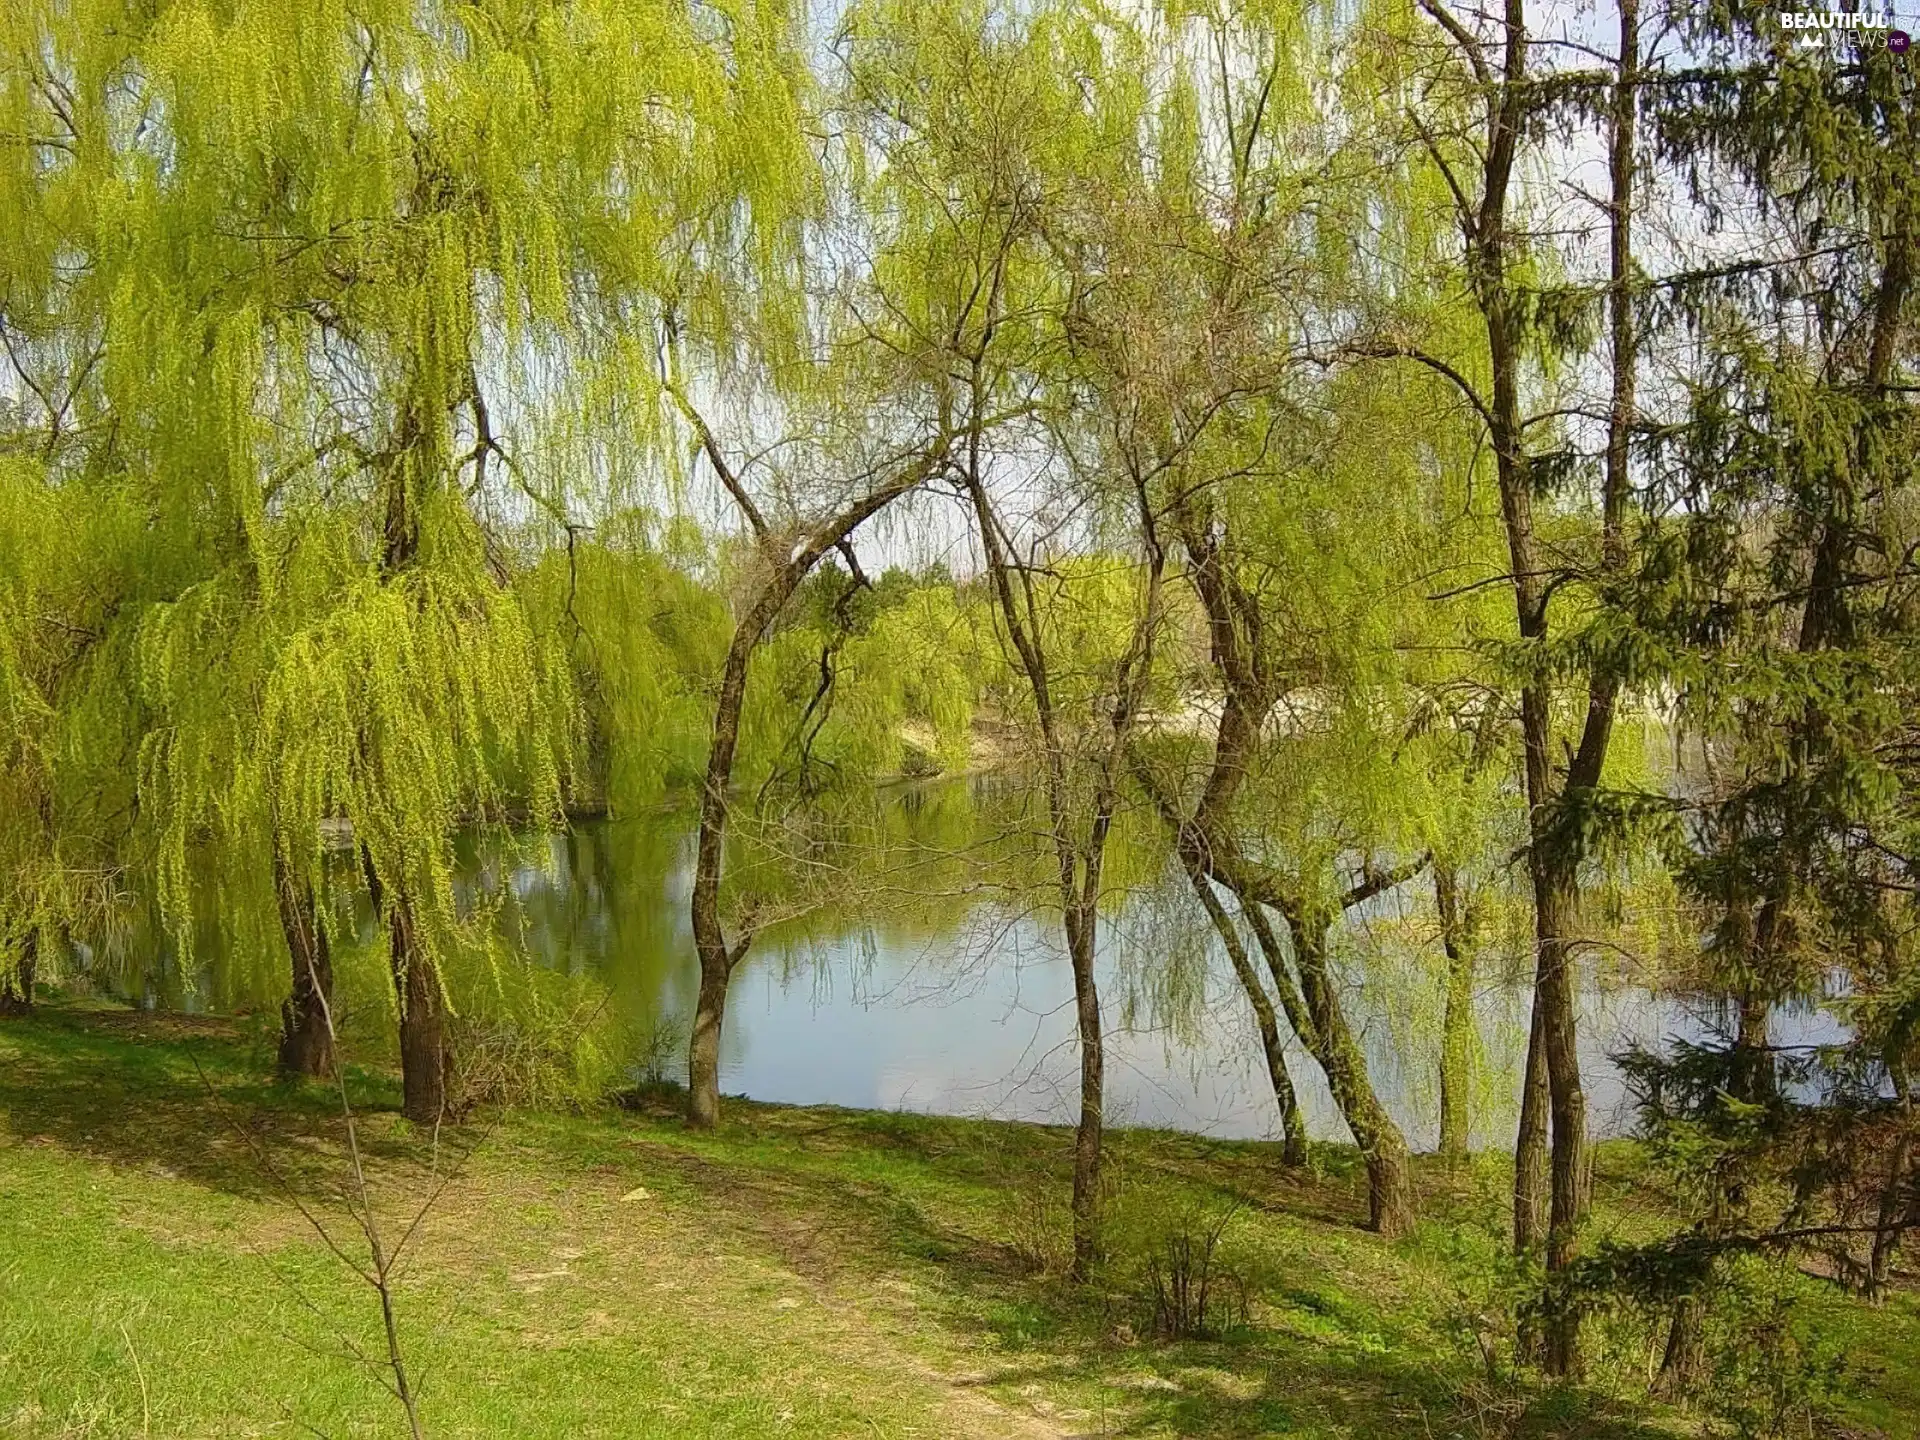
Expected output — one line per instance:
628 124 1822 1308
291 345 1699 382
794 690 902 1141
963 467 1162 1282
1435 864 1476 1164
682 447 948 1131
1175 832 1308 1164
1160 489 1406 1205
275 856 335 1078
0 929 35 1016
1159 766 1417 1232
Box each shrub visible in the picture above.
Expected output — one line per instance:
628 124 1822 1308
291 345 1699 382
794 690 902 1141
1004 1165 1071 1276
1113 1190 1249 1341
445 971 627 1113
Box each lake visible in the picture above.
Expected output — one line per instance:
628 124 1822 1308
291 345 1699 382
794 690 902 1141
110 777 1842 1151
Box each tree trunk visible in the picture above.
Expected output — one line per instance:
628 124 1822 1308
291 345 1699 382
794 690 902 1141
1535 866 1589 1375
1654 1294 1705 1400
1436 863 1476 1164
1869 1139 1911 1300
1176 835 1308 1164
1869 1073 1913 1301
1513 982 1550 1253
390 895 448 1126
1292 915 1414 1238
682 453 947 1131
1730 990 1773 1105
1067 901 1105 1279
687 948 729 1130
275 858 335 1078
686 619 753 1131
0 930 35 1016
363 848 446 1126
1260 1005 1310 1168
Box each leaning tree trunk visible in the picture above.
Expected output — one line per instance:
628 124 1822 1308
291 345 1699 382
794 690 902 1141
1286 911 1414 1238
1176 834 1308 1164
1229 942 1309 1168
0 929 36 1016
275 856 335 1078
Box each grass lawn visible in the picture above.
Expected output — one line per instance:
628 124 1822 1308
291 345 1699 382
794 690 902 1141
3 997 1917 1438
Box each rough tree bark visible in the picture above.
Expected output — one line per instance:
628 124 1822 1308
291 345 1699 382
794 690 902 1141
275 854 336 1079
1291 908 1416 1238
389 897 448 1126
362 846 446 1125
1513 984 1550 1246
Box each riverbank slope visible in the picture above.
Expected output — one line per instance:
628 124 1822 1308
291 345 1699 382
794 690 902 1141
2 998 1914 1438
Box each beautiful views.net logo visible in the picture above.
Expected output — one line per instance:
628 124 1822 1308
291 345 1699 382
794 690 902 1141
1778 9 1912 51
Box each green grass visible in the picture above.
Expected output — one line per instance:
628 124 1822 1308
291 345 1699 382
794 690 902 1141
2 998 1915 1438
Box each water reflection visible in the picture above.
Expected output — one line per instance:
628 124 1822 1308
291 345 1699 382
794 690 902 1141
484 780 1843 1150
115 777 1847 1151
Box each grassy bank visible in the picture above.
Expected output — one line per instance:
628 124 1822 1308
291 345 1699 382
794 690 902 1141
2 999 1915 1439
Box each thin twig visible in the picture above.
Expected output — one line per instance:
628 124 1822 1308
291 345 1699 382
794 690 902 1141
119 1321 151 1437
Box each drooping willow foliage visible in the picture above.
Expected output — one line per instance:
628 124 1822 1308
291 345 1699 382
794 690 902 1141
3 0 1916 1414
0 0 816 1014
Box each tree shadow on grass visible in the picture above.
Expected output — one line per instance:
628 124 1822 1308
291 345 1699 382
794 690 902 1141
0 1001 452 1206
586 1104 1682 1439
4 1006 1685 1438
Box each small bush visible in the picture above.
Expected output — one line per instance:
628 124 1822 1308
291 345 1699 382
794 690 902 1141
1114 1191 1249 1341
445 972 627 1113
1004 1166 1071 1276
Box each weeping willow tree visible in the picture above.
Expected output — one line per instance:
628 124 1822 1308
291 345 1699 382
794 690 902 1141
1 0 814 1118
0 465 159 1013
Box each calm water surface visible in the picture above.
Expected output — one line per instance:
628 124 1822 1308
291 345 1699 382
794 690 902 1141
482 780 1841 1150
127 778 1842 1151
